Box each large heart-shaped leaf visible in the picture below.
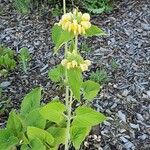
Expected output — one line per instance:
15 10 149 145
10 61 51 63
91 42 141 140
68 68 83 101
40 101 66 124
20 87 42 116
82 80 100 101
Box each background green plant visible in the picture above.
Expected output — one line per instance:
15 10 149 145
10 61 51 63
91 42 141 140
18 47 31 74
0 44 16 77
89 69 109 85
12 0 114 15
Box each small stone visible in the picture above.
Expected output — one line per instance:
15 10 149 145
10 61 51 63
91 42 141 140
122 89 129 97
137 28 143 33
137 113 144 121
130 123 140 130
141 23 150 31
146 91 150 98
118 111 126 123
0 81 11 89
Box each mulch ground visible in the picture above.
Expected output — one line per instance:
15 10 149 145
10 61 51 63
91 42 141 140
0 0 150 149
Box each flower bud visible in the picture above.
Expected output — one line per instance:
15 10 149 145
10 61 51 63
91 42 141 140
81 21 91 29
77 24 82 34
84 60 91 66
80 64 88 71
82 13 90 21
72 60 78 68
66 62 72 69
61 59 68 66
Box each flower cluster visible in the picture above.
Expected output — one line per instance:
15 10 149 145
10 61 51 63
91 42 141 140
61 52 91 71
58 9 91 35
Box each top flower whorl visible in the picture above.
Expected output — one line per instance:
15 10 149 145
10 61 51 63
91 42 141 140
58 9 91 35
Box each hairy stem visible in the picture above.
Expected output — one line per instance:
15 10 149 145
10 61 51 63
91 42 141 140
63 0 70 149
65 90 73 150
22 60 27 74
75 35 78 52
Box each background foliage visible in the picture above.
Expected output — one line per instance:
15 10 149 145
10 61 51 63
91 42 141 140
12 0 114 15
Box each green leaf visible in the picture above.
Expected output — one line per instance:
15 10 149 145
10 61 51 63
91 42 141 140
25 109 46 129
47 127 66 146
70 126 90 149
68 68 83 101
52 25 74 52
14 0 30 14
21 138 46 150
85 25 106 37
27 127 54 146
30 138 46 150
19 47 30 61
72 106 106 127
20 87 42 116
0 129 18 150
48 65 64 82
6 111 23 138
40 101 66 124
82 80 100 101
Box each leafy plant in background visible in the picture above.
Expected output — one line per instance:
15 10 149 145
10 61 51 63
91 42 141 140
111 59 119 71
80 41 91 52
0 88 11 115
14 0 30 14
90 69 109 85
82 0 114 14
12 0 114 15
0 44 16 77
18 47 31 74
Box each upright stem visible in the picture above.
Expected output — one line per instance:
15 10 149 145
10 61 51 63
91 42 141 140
65 90 73 150
63 0 70 149
75 35 78 52
63 0 66 14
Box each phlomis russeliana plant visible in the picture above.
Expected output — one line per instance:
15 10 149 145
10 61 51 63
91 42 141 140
0 1 107 150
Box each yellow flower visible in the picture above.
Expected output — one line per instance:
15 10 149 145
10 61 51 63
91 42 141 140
72 60 78 68
81 13 90 21
81 27 85 34
58 10 91 35
62 21 71 30
66 62 72 69
77 24 82 34
80 64 88 71
84 60 91 66
61 59 68 66
81 21 91 29
62 13 72 21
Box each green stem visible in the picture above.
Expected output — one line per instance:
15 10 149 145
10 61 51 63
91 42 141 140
65 90 73 150
75 35 78 52
63 0 71 149
22 60 27 74
63 0 66 14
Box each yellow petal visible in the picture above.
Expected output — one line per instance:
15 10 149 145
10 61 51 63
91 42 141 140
61 59 68 66
81 27 85 34
72 60 78 68
84 60 91 66
67 62 72 69
81 13 90 21
81 21 91 29
62 13 72 21
78 24 82 34
80 64 88 71
68 24 72 32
